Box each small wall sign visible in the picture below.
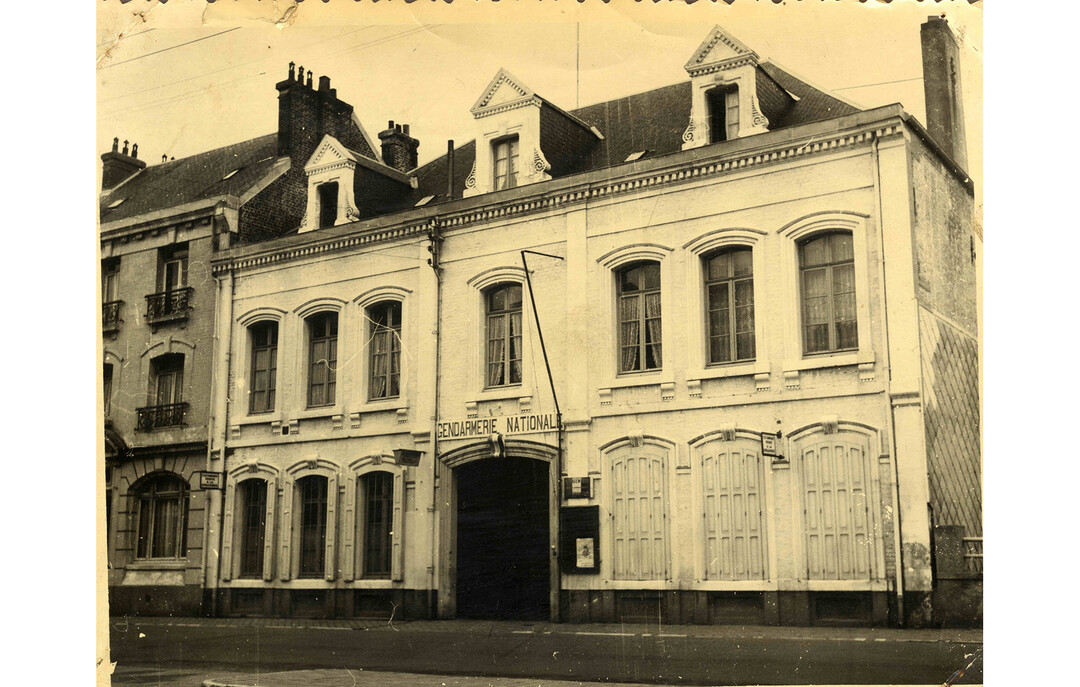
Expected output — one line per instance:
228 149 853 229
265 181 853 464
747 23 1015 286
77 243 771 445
393 448 424 466
198 471 223 490
563 476 592 499
576 538 596 569
761 431 784 462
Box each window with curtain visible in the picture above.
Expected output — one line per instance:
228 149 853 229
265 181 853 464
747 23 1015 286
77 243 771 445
799 232 858 354
249 322 278 414
297 475 328 577
135 474 189 559
102 258 120 303
361 472 394 577
369 302 402 400
307 312 338 407
486 284 523 387
238 479 267 578
151 353 184 406
493 136 519 191
617 262 662 373
705 247 755 364
158 245 188 294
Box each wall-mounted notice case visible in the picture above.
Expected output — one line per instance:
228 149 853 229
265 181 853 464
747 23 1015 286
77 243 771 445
559 505 600 574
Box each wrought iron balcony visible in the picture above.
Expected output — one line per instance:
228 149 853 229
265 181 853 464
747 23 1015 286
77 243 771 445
102 300 123 333
136 402 189 431
145 287 194 324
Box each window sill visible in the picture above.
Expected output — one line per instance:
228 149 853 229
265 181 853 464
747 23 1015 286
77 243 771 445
236 411 284 427
294 405 344 421
689 360 767 382
471 386 529 403
783 350 871 373
126 559 189 570
361 397 409 412
605 372 669 390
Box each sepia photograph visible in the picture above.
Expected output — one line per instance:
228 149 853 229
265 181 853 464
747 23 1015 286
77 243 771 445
94 1 985 685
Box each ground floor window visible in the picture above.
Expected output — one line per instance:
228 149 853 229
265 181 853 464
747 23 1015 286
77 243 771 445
298 476 328 577
239 479 268 578
135 474 189 559
362 472 394 577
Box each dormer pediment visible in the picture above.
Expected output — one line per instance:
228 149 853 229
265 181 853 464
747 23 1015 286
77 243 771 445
305 135 359 173
684 25 760 77
471 68 540 118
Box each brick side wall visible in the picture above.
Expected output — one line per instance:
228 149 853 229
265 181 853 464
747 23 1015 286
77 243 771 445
910 137 976 337
919 309 981 537
239 171 307 243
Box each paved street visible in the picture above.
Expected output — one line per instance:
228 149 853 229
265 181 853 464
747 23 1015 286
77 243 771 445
107 617 982 686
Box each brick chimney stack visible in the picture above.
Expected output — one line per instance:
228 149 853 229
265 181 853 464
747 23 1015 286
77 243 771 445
101 136 147 190
275 63 371 167
921 16 968 169
378 121 420 173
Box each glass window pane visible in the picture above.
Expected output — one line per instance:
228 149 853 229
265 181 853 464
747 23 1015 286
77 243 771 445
803 268 828 298
734 279 754 308
707 253 730 280
801 236 828 266
644 292 661 319
732 248 753 277
805 324 830 353
620 267 640 293
619 295 640 323
711 335 731 363
836 320 858 350
736 332 756 360
830 233 854 261
642 262 661 290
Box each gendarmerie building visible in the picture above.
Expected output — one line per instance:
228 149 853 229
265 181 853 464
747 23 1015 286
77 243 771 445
102 21 981 627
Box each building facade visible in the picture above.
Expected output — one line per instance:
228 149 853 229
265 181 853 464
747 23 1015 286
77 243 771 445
102 21 980 626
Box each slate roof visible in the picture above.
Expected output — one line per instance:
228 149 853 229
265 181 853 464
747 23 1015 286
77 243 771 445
405 61 862 207
101 62 862 223
100 133 280 223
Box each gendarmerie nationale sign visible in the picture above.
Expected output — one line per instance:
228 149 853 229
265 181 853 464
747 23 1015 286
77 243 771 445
436 413 558 441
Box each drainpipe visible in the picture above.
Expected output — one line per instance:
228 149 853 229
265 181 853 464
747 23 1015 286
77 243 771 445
428 215 443 619
871 132 905 626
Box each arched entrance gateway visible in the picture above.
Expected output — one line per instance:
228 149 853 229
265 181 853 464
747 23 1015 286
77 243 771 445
438 440 558 620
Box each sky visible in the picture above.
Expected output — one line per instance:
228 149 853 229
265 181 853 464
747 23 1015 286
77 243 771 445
96 0 982 196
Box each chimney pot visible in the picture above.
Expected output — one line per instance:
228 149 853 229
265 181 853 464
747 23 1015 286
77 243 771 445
388 120 395 130
298 66 305 83
122 140 129 156
131 143 138 159
112 137 119 153
288 61 295 79
162 154 168 163
403 124 410 136
306 72 313 87
319 75 331 92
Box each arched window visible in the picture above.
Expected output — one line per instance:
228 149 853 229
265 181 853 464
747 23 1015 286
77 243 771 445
360 472 394 577
368 302 402 400
238 479 268 578
307 312 338 407
135 474 188 559
799 232 858 354
617 261 662 373
704 247 755 364
249 321 278 414
297 475 328 577
485 283 523 387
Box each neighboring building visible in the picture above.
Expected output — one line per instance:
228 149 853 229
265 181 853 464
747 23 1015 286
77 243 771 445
103 19 981 627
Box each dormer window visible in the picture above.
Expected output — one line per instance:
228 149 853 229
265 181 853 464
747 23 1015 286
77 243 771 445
318 182 339 229
493 136 519 191
706 86 739 143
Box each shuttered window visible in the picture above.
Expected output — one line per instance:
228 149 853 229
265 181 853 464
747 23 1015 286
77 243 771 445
700 442 767 580
800 435 873 580
611 451 668 580
800 232 858 354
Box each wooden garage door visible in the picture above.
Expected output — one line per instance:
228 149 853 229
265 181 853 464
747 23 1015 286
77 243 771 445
611 451 668 580
700 442 767 580
800 435 873 580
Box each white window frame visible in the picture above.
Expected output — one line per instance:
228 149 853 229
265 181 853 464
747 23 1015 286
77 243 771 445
292 299 347 419
221 462 280 582
684 228 770 385
235 308 288 423
353 286 412 411
777 212 875 380
343 455 407 585
465 266 534 405
279 459 340 582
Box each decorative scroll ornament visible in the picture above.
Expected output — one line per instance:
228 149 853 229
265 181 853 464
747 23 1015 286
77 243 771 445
464 160 477 189
750 100 769 128
345 204 360 222
681 117 697 143
532 147 551 175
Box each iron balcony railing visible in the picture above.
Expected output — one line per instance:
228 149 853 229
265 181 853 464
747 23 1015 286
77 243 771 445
963 536 983 574
102 300 123 333
145 287 194 324
136 402 188 431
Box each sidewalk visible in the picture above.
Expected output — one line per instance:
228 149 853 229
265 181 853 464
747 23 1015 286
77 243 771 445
111 615 983 646
202 669 684 687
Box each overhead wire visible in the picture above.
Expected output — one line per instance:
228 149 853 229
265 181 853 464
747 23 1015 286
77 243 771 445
99 27 242 69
